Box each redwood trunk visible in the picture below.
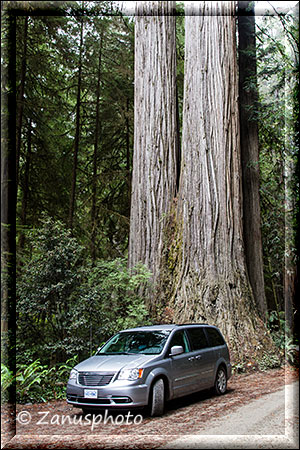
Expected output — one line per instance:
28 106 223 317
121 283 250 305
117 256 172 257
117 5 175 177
128 1 178 303
238 1 267 317
163 1 274 362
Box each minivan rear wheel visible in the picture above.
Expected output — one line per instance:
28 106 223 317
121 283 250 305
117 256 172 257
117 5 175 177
214 367 227 395
150 378 165 416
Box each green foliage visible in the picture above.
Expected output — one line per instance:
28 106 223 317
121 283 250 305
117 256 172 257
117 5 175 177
2 356 79 404
72 258 152 356
10 1 298 400
33 355 79 403
15 7 135 258
266 310 285 334
266 310 298 364
6 355 78 404
17 217 152 366
16 360 49 402
256 11 298 315
17 217 85 363
232 350 282 374
1 364 15 393
257 352 282 371
231 362 247 374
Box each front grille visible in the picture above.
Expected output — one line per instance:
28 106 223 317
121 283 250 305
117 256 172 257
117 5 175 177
67 395 132 405
78 372 115 386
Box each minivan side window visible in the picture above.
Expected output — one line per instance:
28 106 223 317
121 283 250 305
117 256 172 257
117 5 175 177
186 327 208 350
167 330 189 354
205 327 225 347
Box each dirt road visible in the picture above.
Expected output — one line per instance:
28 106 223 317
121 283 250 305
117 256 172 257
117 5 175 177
1 366 299 449
162 381 299 449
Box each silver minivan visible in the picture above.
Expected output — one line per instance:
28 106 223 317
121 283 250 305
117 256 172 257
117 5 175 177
66 324 232 416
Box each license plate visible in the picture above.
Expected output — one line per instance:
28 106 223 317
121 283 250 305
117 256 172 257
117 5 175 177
84 389 97 399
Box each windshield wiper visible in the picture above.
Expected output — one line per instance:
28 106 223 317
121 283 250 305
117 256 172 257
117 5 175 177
96 351 134 355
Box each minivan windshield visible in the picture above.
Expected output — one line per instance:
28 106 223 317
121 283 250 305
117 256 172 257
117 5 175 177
97 330 171 355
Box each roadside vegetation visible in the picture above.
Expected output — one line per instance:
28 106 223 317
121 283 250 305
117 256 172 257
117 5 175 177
1 1 298 406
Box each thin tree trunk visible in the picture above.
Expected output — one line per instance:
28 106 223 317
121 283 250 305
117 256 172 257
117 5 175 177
128 1 178 306
16 15 28 192
69 18 83 230
126 97 131 213
162 1 274 363
238 1 267 318
91 30 103 263
19 120 32 250
1 9 17 411
284 4 298 336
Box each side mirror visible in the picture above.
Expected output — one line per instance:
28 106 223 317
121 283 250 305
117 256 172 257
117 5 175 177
170 345 184 356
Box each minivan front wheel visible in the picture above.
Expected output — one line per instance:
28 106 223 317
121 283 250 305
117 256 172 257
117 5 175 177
150 378 165 416
214 367 227 395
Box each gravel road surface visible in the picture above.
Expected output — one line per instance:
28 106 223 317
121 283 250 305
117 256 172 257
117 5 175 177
161 381 299 449
2 367 298 449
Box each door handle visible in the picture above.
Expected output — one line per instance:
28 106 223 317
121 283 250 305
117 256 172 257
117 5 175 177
195 355 202 360
188 357 195 361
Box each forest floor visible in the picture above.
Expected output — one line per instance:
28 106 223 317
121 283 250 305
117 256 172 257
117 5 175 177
1 365 299 449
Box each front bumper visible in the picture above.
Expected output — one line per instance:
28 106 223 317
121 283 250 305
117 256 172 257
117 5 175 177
66 380 149 408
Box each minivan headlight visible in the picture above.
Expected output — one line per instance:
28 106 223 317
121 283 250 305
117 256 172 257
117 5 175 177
69 369 78 382
118 368 144 381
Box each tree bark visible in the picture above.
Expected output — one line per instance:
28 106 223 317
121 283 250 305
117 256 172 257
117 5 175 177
126 96 131 213
238 1 267 318
128 1 179 305
69 18 83 230
284 4 299 336
161 1 274 362
1 9 17 410
91 30 103 263
16 15 28 193
19 119 32 250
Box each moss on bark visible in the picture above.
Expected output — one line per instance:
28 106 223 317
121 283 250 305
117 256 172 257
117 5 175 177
152 204 277 366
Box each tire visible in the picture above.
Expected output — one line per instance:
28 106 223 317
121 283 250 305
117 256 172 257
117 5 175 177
214 367 227 395
150 378 165 417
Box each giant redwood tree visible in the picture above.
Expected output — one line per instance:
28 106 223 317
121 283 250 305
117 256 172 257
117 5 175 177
238 1 267 318
128 0 179 305
157 1 275 362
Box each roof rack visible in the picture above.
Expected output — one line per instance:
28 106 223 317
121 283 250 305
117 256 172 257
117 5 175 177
175 323 209 326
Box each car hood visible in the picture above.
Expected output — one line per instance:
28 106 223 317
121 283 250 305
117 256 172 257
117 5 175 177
74 354 159 373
